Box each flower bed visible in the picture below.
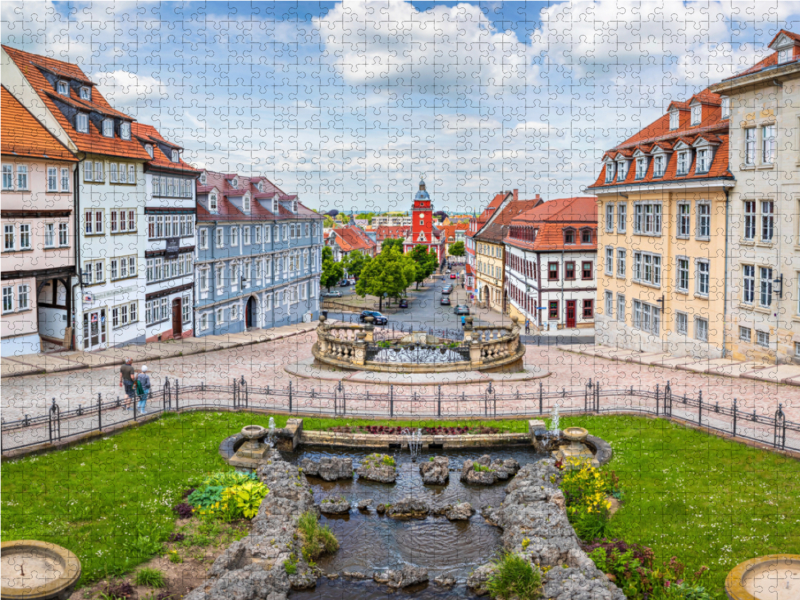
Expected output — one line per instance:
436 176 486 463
327 424 500 435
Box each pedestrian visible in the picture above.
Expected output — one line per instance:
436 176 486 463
461 315 466 327
525 318 530 335
136 365 151 415
119 358 135 410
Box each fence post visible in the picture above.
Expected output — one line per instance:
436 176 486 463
289 381 293 413
232 378 237 410
732 398 737 438
595 382 600 412
437 384 442 418
97 393 102 432
655 384 660 416
774 404 786 450
698 390 703 426
175 379 180 411
665 382 671 417
390 385 394 418
539 382 543 415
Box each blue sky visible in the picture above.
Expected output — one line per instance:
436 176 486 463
2 1 798 214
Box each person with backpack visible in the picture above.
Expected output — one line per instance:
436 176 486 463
135 365 151 414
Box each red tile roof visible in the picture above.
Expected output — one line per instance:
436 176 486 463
474 199 543 244
376 225 411 241
1 86 76 161
723 30 800 81
331 225 377 253
505 197 598 252
441 223 469 242
132 123 199 175
3 45 152 161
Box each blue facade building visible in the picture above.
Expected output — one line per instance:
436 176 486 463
194 171 323 335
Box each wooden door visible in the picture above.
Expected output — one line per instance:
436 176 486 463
172 298 182 338
566 300 576 328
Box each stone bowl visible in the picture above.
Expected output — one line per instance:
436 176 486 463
725 554 800 600
241 425 267 441
562 426 589 443
0 540 81 600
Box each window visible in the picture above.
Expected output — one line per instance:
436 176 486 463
669 110 679 130
200 313 209 331
696 203 710 239
582 261 593 280
617 204 626 233
283 225 288 241
721 96 730 119
76 113 89 133
2 165 12 190
79 86 90 100
605 247 614 276
47 167 58 191
5 224 17 251
778 48 791 64
653 154 666 177
102 119 114 137
199 267 209 292
762 125 776 164
761 200 774 242
265 225 271 243
548 262 558 281
756 330 770 348
677 202 691 238
633 202 661 235
110 163 118 183
635 157 648 179
604 291 614 318
795 342 800 358
120 122 131 140
676 257 689 293
691 104 701 126
243 227 251 245
215 264 225 295
58 223 68 246
696 148 711 173
605 204 614 232
616 249 626 278
199 228 208 249
617 160 628 181
230 227 239 246
171 150 179 163
695 317 709 342
548 301 559 320
16 165 28 190
2 287 13 312
744 128 756 166
739 326 751 342
57 80 69 95
696 260 709 296
565 261 576 280
243 195 251 213
582 299 593 319
759 266 773 307
743 201 756 241
617 294 625 322
209 193 218 212
564 229 575 245
145 144 154 158
676 150 690 175
632 299 660 335
743 265 755 304
633 251 661 286
215 227 224 248
44 223 55 248
18 224 30 250
604 162 616 184
94 161 104 182
676 312 688 335
16 284 29 310
60 167 70 191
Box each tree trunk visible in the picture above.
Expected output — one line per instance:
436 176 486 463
379 296 383 311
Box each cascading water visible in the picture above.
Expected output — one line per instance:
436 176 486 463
402 427 423 461
550 405 560 437
267 416 276 447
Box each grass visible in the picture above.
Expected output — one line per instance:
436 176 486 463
133 567 166 588
486 552 542 600
473 463 495 472
297 510 339 562
2 410 799 598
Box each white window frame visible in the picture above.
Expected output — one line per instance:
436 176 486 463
676 311 688 336
742 264 755 304
743 200 756 241
120 122 131 140
605 204 614 233
199 228 208 249
102 118 114 138
57 80 69 95
633 251 661 287
633 202 662 236
215 227 224 249
690 103 701 126
762 124 776 164
16 284 29 311
756 330 770 348
2 164 13 190
739 326 751 343
669 110 679 130
76 113 89 133
604 290 614 318
761 200 774 242
47 167 58 191
721 96 730 119
695 259 710 297
744 128 756 166
2 286 14 313
44 223 56 248
243 226 251 245
617 294 625 322
695 148 711 174
694 317 709 342
676 257 690 293
759 266 773 308
604 246 614 276
696 202 711 240
18 224 31 250
677 202 691 238
635 156 648 180
16 165 28 190
616 248 626 278
676 150 690 175
617 203 626 233
652 154 666 177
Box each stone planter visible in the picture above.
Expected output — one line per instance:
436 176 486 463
725 554 800 600
0 540 81 600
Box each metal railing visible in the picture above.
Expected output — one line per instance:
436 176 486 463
2 378 797 456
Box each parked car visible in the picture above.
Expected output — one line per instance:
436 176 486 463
450 273 457 279
322 291 343 298
440 296 451 305
359 310 388 325
441 286 453 295
398 299 409 308
339 280 351 287
454 305 470 315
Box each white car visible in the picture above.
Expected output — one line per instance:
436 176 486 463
323 291 343 298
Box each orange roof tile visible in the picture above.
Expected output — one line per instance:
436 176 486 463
132 122 199 175
1 86 76 162
505 197 598 252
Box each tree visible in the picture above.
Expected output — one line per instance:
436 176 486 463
381 238 404 254
448 241 465 257
356 248 415 311
409 244 438 289
342 249 371 279
340 213 350 225
323 215 335 228
320 246 344 291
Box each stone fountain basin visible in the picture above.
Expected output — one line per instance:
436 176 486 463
241 425 267 440
725 554 800 600
0 540 81 600
562 427 589 443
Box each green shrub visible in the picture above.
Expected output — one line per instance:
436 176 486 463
486 552 541 600
473 464 495 473
134 567 166 588
283 560 297 574
199 470 258 488
221 481 269 520
297 511 339 561
187 486 225 509
382 455 395 467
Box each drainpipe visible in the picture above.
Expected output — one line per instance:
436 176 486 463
70 160 83 350
723 188 730 359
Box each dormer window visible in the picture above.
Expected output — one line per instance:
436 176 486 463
76 113 89 133
145 144 153 158
292 200 298 213
635 157 648 179
243 193 251 213
653 154 666 177
231 177 238 188
564 229 576 244
617 160 628 181
171 150 179 163
581 229 592 244
120 122 131 140
676 150 691 175
258 181 265 192
102 119 114 137
696 148 712 174
200 172 207 185
79 86 91 101
209 193 218 213
605 161 616 183
57 81 69 96
669 110 679 130
690 104 701 126
721 97 730 119
778 48 791 63
272 198 279 213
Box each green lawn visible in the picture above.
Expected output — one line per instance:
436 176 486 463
2 411 798 597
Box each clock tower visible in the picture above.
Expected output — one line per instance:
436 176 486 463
411 177 433 245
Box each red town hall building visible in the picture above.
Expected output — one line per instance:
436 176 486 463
402 178 445 263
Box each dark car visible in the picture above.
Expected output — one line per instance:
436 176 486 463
359 310 388 325
339 280 351 287
454 305 470 315
440 296 451 305
450 273 457 279
398 299 409 308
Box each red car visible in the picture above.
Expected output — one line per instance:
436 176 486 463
450 273 457 279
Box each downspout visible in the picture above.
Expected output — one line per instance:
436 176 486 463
723 188 730 358
70 159 83 350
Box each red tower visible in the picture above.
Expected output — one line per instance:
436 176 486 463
411 178 433 246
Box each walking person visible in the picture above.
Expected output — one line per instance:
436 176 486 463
525 318 530 335
135 366 151 415
119 358 135 411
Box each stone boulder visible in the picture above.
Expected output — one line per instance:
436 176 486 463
319 496 350 514
342 571 369 580
376 503 386 515
489 457 521 480
357 454 397 483
357 499 373 510
299 458 319 477
466 563 496 595
373 565 429 588
433 575 456 588
460 456 498 486
386 496 429 519
300 457 352 481
444 501 474 521
419 456 449 485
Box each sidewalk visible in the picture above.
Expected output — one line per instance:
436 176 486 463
558 344 800 387
1 321 320 379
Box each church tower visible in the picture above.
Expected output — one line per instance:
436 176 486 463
411 177 433 245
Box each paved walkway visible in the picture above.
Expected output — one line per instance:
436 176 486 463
559 344 800 387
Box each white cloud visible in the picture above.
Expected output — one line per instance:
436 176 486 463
95 70 168 108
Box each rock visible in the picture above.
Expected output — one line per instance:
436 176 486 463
466 563 496 595
357 499 373 510
444 501 474 521
342 571 369 580
300 457 352 481
460 459 498 486
433 575 456 588
299 458 319 477
357 454 397 484
319 496 350 514
374 565 428 589
325 572 339 580
419 456 449 485
503 458 521 474
376 503 386 514
387 496 429 519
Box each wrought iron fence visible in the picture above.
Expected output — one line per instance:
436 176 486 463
2 377 797 456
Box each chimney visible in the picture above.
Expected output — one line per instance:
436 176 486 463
513 189 518 202
535 193 541 201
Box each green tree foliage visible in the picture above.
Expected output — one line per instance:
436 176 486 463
323 215 335 228
448 240 465 257
381 238 404 254
340 213 350 225
320 246 344 291
409 244 438 289
355 248 415 310
342 249 371 279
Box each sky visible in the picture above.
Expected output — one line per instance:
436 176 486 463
2 1 799 214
